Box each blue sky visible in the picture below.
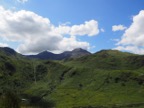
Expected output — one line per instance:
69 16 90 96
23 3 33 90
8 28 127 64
0 0 144 54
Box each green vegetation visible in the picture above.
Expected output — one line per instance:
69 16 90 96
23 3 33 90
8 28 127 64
0 49 144 108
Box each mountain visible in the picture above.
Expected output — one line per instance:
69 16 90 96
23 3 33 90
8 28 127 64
1 48 144 108
0 47 17 56
27 51 58 60
27 48 91 60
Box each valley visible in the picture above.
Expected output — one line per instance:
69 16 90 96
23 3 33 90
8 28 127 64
0 47 144 108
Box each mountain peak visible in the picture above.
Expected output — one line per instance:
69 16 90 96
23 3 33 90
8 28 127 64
27 48 91 60
72 48 84 52
38 50 53 55
0 47 17 56
72 48 91 53
70 48 91 58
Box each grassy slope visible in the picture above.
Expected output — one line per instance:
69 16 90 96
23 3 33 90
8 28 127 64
49 50 144 108
1 50 144 108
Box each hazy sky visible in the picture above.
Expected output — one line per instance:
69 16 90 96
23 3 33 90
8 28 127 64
0 0 144 54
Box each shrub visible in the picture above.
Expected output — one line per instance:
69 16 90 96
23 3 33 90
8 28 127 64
1 91 20 108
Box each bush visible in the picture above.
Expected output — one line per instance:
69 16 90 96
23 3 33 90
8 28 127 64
1 91 20 108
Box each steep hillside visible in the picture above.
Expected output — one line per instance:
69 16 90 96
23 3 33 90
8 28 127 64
64 50 144 69
0 48 144 108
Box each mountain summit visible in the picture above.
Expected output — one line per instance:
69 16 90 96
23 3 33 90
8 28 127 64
27 48 91 60
64 48 91 58
0 47 17 56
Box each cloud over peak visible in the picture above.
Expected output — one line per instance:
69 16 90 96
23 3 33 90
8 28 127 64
70 20 99 36
0 6 100 54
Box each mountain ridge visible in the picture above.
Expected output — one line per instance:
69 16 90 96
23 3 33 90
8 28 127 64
0 47 17 56
27 48 91 60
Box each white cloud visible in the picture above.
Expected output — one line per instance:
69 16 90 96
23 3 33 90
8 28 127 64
115 10 144 54
17 0 28 3
54 20 99 36
58 36 90 52
111 38 119 42
70 20 99 36
100 28 105 32
112 24 127 31
0 43 8 47
114 46 144 55
0 6 100 54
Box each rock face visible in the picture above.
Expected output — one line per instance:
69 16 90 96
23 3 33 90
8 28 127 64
27 48 91 60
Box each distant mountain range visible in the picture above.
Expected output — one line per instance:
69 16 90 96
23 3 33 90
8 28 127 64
0 47 91 60
26 48 91 60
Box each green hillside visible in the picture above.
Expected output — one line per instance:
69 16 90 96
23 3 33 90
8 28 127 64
0 49 144 108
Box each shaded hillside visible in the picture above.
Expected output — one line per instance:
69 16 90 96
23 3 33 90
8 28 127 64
0 47 17 56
